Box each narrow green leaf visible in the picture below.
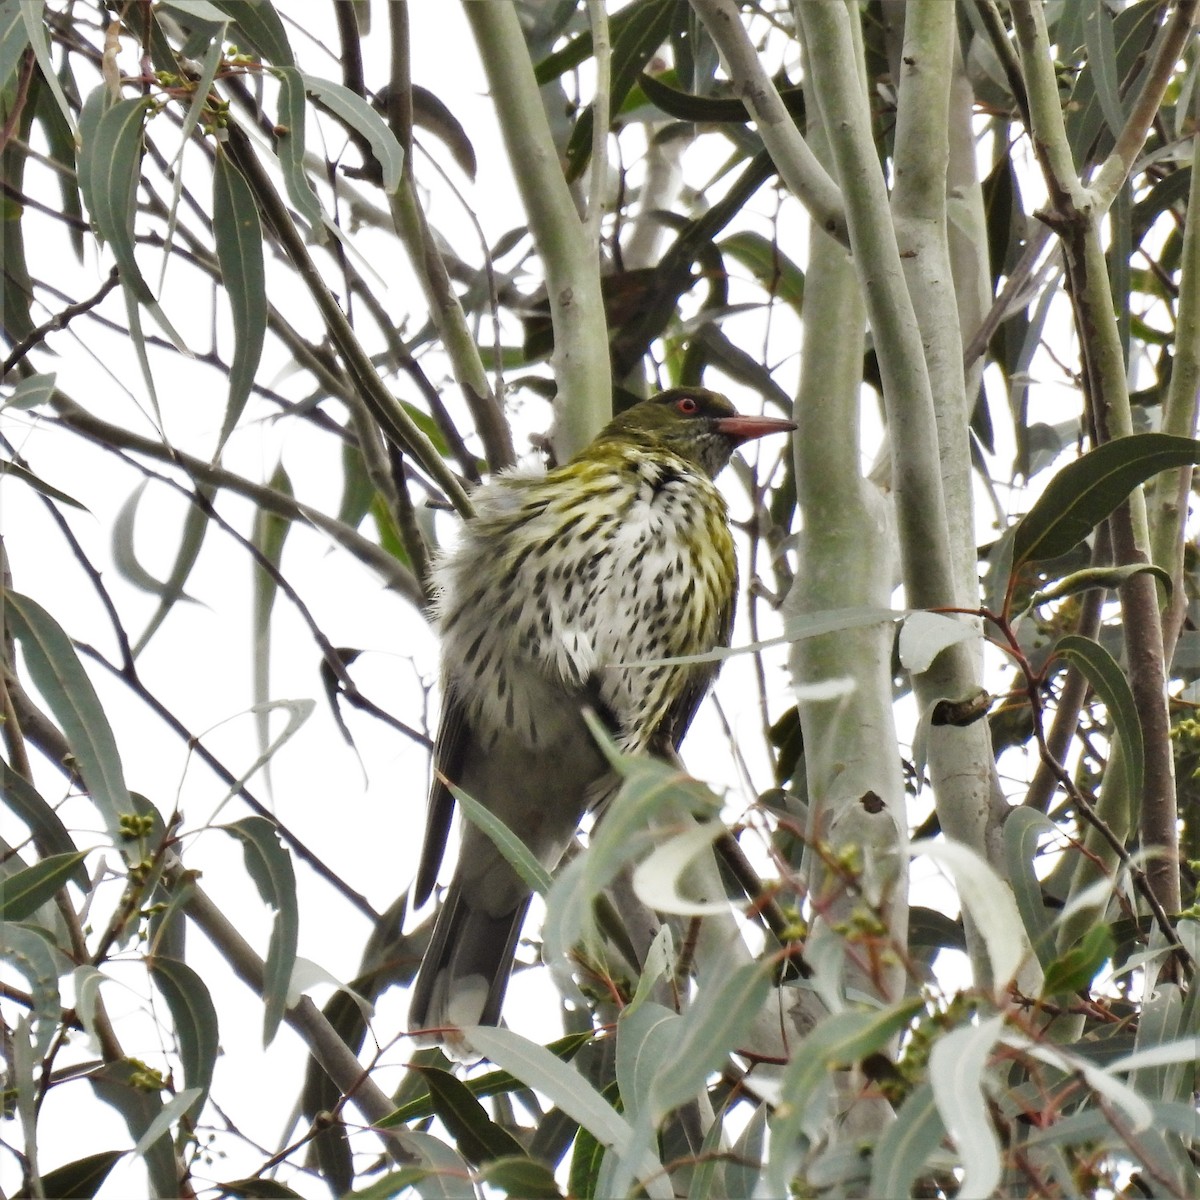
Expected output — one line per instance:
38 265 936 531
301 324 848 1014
343 1169 431 1199
411 1066 527 1165
1064 0 1159 168
159 34 225 291
212 149 266 447
0 761 87 886
722 1101 766 1198
149 956 219 1113
0 459 88 510
379 1032 593 1125
303 74 405 193
1040 924 1115 998
1012 433 1200 567
214 1180 307 1199
272 66 326 237
460 1026 671 1200
1051 634 1143 806
221 815 298 1045
1003 807 1057 969
720 230 805 309
3 371 57 411
452 783 553 897
868 1082 945 1199
0 1 29 93
112 482 201 603
133 1087 202 1159
765 999 927 1197
535 0 674 84
251 463 292 778
910 839 1028 988
213 0 294 67
1029 563 1173 608
18 1 76 137
132 486 215 657
616 1002 682 1126
77 91 187 354
0 851 91 920
647 961 773 1121
0 923 67 1055
564 0 678 181
15 1149 126 1200
1081 3 1124 142
5 592 133 846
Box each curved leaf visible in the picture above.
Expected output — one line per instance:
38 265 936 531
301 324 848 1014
0 851 91 920
1003 806 1057 969
910 839 1029 990
77 91 186 352
564 0 678 182
16 1149 126 1200
1029 563 1173 608
303 74 405 193
149 956 219 1115
410 1066 526 1165
213 0 293 67
5 592 133 846
929 1015 1004 1200
112 482 202 603
646 960 773 1121
1012 433 1200 568
0 923 67 1055
1051 634 1143 805
719 230 805 309
461 1026 671 1200
221 816 298 1046
212 148 266 447
18 1 75 136
272 66 326 237
765 998 926 1197
868 1082 945 1199
0 760 88 886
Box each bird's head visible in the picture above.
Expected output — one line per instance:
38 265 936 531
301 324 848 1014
590 388 796 478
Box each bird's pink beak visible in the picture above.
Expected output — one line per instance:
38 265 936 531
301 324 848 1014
714 413 797 443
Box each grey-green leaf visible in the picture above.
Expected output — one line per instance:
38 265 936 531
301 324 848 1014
1052 633 1143 807
5 592 133 847
149 956 219 1115
1003 806 1057 968
868 1082 945 1199
1 923 67 1056
212 149 266 447
221 816 298 1045
1012 433 1200 567
273 66 326 237
0 459 89 510
0 851 91 921
3 371 57 411
0 761 88 886
213 0 294 67
303 74 405 193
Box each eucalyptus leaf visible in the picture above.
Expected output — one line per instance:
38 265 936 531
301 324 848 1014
5 592 133 847
221 816 299 1045
1051 634 1143 807
1012 434 1200 568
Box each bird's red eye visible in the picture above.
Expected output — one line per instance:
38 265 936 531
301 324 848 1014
676 396 698 415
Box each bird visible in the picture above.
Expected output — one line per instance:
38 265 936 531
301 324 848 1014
408 387 795 1037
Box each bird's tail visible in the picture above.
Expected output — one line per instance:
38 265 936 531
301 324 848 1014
408 882 530 1040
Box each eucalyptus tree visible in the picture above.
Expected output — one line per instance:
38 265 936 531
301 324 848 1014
1 2 1197 1197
